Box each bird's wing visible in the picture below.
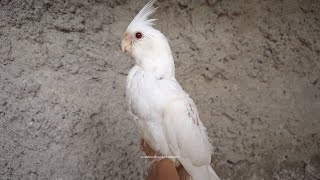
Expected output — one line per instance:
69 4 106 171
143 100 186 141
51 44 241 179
159 79 213 166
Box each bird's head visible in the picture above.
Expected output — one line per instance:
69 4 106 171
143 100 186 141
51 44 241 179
121 0 172 64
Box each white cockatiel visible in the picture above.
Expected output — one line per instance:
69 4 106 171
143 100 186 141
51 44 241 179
121 1 220 180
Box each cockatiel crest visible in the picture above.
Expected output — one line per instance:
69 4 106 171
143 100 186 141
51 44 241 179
121 1 220 180
127 0 157 31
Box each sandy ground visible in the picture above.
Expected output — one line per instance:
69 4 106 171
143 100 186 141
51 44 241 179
1 0 320 179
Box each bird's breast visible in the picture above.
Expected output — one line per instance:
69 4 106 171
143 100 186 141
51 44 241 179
126 66 172 154
126 66 166 117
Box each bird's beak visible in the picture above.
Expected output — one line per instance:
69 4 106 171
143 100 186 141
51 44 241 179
121 33 132 53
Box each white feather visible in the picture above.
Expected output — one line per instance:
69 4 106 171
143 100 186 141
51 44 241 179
124 1 220 180
127 0 158 32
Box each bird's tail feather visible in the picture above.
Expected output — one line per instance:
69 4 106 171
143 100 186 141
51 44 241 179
179 158 220 180
208 165 220 180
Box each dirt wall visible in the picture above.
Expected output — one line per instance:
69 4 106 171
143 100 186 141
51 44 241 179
1 0 320 179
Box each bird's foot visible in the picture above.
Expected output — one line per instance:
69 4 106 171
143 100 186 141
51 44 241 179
171 158 181 167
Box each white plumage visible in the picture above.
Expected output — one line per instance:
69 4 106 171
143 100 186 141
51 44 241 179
121 1 220 179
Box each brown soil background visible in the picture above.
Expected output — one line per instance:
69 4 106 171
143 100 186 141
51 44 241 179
1 0 320 179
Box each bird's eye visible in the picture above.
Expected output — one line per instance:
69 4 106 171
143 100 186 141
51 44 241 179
135 32 143 39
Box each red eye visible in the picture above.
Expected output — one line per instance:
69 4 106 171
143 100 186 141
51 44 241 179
135 32 142 39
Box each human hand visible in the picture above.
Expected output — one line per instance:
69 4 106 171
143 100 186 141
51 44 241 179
140 139 157 159
140 139 190 180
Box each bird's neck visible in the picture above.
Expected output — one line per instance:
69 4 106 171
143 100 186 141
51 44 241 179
135 54 175 79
